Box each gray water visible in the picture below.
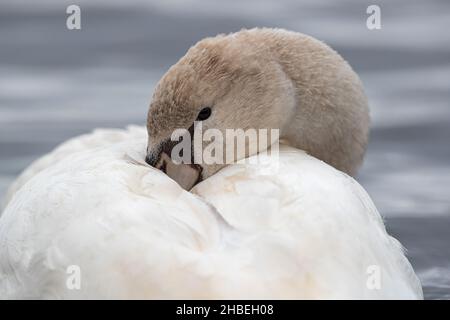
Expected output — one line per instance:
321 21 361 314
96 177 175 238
0 0 449 299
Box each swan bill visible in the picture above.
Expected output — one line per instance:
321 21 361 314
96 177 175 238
156 152 202 190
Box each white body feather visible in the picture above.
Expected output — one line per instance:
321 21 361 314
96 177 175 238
0 126 422 299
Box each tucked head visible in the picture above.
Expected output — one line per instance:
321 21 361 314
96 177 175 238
146 32 296 189
146 28 369 190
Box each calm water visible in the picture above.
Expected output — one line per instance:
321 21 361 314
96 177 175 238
1 0 449 299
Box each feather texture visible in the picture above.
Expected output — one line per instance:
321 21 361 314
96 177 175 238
0 127 422 299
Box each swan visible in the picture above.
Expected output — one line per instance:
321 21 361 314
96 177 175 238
0 28 422 299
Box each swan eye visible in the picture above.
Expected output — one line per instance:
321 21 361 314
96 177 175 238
196 107 211 121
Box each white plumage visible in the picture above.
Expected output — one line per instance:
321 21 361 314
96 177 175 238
0 126 422 299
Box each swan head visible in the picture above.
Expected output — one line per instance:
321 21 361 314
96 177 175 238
146 34 295 189
146 29 369 190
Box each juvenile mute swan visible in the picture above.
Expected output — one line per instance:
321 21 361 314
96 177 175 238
0 28 422 299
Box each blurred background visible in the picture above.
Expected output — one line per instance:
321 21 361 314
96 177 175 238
0 0 449 299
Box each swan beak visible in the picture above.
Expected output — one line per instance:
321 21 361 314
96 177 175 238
154 153 202 190
146 139 202 190
145 138 173 167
